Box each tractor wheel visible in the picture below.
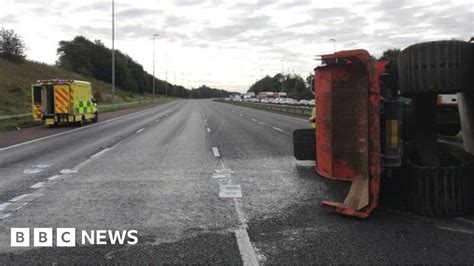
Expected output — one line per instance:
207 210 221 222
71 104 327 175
402 142 474 217
398 40 474 94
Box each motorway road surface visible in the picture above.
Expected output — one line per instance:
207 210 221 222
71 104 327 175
0 99 473 264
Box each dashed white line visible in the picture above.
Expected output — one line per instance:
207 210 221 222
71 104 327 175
251 118 257 122
136 128 145 133
60 169 78 174
212 147 221 157
23 168 42 174
155 119 160 122
47 175 61 181
30 182 46 189
207 128 211 133
239 114 244 117
272 126 283 132
258 122 265 125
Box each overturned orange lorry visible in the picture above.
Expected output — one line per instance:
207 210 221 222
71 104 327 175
293 40 474 218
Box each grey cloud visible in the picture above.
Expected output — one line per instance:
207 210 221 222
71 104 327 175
199 15 272 41
116 8 161 19
0 14 18 24
165 15 192 27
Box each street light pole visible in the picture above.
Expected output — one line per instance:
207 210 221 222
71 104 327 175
112 0 115 104
330 38 336 53
152 33 159 101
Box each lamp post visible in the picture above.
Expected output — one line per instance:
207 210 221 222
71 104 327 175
152 33 159 101
112 0 115 104
330 38 336 53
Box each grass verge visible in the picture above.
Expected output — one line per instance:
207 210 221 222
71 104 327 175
0 97 174 132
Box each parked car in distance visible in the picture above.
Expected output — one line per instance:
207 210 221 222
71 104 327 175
308 99 315 106
299 100 309 106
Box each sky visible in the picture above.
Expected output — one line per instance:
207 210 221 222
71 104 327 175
1 0 473 92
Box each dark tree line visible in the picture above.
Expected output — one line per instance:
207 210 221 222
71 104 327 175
56 36 230 98
248 73 313 100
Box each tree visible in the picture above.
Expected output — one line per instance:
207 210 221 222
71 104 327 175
0 28 26 62
379 48 401 62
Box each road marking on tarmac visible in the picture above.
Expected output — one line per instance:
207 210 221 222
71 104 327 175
60 169 78 174
219 184 242 198
90 148 111 159
212 147 221 157
239 114 244 116
436 225 474 235
251 118 257 122
207 128 211 133
23 168 43 174
0 101 180 152
30 182 46 189
272 126 283 132
136 128 145 133
456 217 474 226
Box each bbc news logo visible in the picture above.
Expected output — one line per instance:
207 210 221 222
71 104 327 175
11 228 138 247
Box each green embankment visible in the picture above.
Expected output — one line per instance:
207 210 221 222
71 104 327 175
0 59 171 131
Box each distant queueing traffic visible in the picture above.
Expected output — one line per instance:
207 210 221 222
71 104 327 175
224 92 315 106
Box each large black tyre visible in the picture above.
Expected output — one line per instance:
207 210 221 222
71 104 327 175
398 40 474 94
437 124 461 137
402 142 474 217
92 112 98 123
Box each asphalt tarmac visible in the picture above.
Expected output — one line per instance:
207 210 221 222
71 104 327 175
0 99 473 264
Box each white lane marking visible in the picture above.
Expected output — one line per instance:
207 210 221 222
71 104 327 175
456 217 474 226
204 119 207 122
207 128 211 133
30 182 45 189
219 184 242 198
0 101 178 152
23 168 42 174
272 126 283 132
215 168 234 174
258 122 265 125
9 194 42 203
239 114 243 116
235 229 260 266
155 119 160 122
90 148 111 159
0 203 11 212
212 173 232 179
251 118 257 122
436 226 474 235
212 147 221 157
34 164 52 169
0 213 11 219
47 175 61 181
136 128 145 133
60 169 78 174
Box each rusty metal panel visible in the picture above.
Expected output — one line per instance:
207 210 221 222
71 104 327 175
316 63 369 180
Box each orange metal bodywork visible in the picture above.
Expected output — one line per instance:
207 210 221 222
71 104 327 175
314 50 386 218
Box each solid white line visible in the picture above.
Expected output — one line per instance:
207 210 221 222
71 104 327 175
207 128 211 133
436 225 474 235
212 147 221 157
272 126 283 132
23 168 42 174
0 102 176 152
90 148 111 159
251 118 257 122
136 128 145 133
235 229 260 266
